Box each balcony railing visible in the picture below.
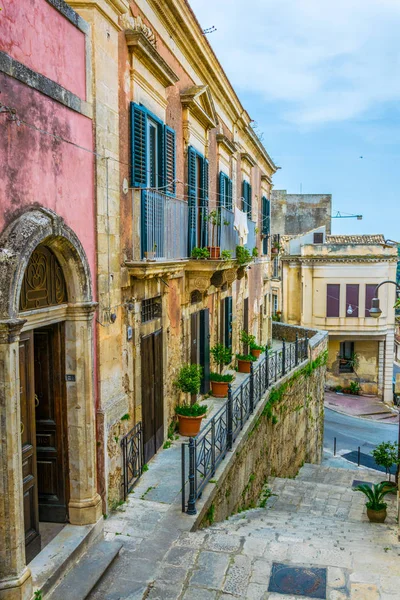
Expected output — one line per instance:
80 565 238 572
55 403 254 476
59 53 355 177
141 190 189 260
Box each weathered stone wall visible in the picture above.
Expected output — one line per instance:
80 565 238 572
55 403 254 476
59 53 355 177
197 332 328 528
271 190 332 235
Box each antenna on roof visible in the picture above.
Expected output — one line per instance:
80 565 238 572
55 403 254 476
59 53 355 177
202 26 217 35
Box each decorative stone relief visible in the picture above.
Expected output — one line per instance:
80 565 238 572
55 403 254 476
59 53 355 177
120 12 156 47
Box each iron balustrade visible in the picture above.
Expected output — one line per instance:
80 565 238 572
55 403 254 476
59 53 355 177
121 422 144 499
141 190 189 260
182 335 309 514
219 207 239 257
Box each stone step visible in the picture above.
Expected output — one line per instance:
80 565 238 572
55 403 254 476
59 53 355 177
47 540 122 600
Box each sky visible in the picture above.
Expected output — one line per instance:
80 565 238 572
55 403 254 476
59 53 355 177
189 0 400 240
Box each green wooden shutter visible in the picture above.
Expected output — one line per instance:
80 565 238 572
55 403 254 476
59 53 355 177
219 171 226 207
224 296 233 349
201 158 209 247
165 126 176 196
227 177 233 210
242 180 251 216
131 103 147 188
157 122 166 190
262 196 270 255
248 183 252 219
187 146 197 255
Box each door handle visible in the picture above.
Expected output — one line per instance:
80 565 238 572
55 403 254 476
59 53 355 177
20 422 24 435
34 394 39 408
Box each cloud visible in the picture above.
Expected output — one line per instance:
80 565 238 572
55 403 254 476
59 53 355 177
188 0 400 125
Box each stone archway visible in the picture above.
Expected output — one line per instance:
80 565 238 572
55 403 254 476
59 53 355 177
0 208 101 600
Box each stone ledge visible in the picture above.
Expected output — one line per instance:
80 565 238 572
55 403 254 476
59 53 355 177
125 259 188 280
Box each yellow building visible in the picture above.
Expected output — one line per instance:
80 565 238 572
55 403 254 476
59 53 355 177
280 229 397 403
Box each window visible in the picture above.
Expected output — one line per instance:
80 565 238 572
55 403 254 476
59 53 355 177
130 103 176 194
242 180 252 218
313 232 323 244
346 284 359 317
365 284 377 317
339 341 355 373
272 294 278 315
141 297 162 323
262 196 270 255
264 293 268 316
326 284 340 317
272 256 280 279
220 296 233 349
219 172 233 210
187 146 209 254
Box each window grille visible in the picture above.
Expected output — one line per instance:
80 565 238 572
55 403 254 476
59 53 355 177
141 297 162 322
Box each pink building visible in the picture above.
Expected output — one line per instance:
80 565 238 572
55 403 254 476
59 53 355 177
0 2 101 599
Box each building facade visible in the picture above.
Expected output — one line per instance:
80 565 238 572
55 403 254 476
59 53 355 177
0 1 101 598
271 190 332 235
280 230 397 403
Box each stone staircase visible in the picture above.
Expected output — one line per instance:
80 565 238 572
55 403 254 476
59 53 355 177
142 463 399 599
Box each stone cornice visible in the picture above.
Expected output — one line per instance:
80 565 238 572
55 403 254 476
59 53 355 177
180 85 218 129
216 133 237 155
68 0 128 28
146 0 278 174
240 152 256 168
126 30 179 87
125 260 187 279
280 255 398 265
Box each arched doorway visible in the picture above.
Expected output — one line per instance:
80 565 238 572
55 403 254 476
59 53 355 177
19 245 70 562
0 208 101 600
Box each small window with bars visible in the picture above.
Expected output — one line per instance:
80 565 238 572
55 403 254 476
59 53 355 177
313 232 324 244
141 296 162 323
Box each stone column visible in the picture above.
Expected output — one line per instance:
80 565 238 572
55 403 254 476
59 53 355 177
65 304 102 525
0 320 33 600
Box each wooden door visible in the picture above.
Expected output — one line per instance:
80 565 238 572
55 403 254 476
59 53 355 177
141 329 164 463
19 331 41 563
34 324 68 522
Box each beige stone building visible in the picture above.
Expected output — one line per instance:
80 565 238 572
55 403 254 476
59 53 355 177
280 228 397 403
66 0 278 513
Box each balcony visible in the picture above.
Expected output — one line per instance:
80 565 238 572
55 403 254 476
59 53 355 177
141 189 189 261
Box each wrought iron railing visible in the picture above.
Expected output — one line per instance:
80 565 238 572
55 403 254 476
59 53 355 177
182 336 309 514
219 207 239 257
141 190 189 260
121 422 144 499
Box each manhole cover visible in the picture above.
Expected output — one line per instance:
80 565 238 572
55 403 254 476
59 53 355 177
268 563 327 599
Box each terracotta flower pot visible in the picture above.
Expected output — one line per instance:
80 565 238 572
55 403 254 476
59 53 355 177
271 247 278 254
237 359 252 373
207 246 221 259
251 348 261 359
177 414 204 437
210 380 229 398
367 507 387 523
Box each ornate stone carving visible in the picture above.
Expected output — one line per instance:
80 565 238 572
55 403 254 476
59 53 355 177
225 269 237 284
120 12 156 47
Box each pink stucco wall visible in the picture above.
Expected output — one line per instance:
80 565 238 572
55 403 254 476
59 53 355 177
0 0 86 99
0 73 96 286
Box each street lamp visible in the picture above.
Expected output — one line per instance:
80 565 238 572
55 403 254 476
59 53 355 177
369 280 400 319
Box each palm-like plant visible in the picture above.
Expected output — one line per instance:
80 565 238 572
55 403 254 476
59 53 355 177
354 482 393 510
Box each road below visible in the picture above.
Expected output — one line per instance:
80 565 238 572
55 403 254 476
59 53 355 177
324 406 398 457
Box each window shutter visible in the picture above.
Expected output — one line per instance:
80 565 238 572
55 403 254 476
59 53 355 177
187 146 197 255
219 171 226 207
262 196 270 234
131 103 147 188
365 284 376 317
248 183 252 219
227 177 233 210
165 126 176 195
225 296 233 349
326 284 340 317
242 181 247 214
157 122 166 189
201 158 209 247
346 284 359 317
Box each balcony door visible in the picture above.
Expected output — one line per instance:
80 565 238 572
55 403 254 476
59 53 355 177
141 329 164 463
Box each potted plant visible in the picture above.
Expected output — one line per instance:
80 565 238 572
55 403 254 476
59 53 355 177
353 482 393 523
349 381 361 395
371 441 399 491
205 209 221 259
236 353 257 373
252 247 258 258
250 342 264 359
271 241 281 255
240 330 256 348
191 247 210 259
174 364 206 436
209 372 234 398
210 343 234 397
144 243 157 261
236 246 252 266
221 250 232 260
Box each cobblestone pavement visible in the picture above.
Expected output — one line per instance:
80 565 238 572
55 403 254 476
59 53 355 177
89 464 399 600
